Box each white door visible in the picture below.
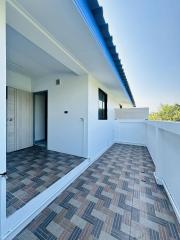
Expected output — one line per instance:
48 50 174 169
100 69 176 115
6 87 16 152
16 89 33 150
6 87 33 152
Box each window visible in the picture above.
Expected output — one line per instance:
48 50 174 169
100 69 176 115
98 89 107 120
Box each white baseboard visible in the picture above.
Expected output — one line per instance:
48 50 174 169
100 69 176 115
153 172 163 185
154 173 180 224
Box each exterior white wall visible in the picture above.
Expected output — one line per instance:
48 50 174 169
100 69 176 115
115 121 146 146
146 124 158 166
115 107 149 120
115 120 180 222
155 128 180 222
146 121 180 222
87 76 119 160
34 94 46 141
6 69 32 91
32 74 88 157
6 70 89 158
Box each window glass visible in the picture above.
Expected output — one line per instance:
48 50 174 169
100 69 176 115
98 89 107 120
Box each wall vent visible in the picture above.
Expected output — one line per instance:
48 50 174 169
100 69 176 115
56 79 60 85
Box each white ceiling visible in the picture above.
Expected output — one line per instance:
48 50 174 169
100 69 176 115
6 0 132 105
6 25 73 79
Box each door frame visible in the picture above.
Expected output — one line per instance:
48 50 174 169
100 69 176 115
33 90 48 146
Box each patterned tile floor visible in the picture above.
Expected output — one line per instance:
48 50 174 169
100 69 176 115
7 146 84 216
15 144 180 240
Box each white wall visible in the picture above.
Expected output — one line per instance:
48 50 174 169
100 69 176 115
6 69 32 91
115 107 149 120
32 73 88 157
146 124 158 166
155 128 180 222
87 76 119 160
115 120 180 223
146 121 180 222
115 121 146 146
34 94 46 141
6 70 89 157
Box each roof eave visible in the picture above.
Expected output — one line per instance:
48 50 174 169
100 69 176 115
85 0 135 107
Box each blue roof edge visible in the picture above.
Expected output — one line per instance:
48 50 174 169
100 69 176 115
73 0 135 107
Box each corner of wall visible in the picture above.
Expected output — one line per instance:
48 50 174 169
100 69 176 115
6 69 32 92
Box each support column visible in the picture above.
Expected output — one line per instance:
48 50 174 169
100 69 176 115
0 0 7 238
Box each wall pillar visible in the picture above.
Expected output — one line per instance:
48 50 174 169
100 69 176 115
154 126 163 185
0 0 7 238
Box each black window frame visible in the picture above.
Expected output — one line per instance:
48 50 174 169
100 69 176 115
98 88 108 120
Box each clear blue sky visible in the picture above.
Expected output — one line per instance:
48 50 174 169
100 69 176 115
98 0 180 112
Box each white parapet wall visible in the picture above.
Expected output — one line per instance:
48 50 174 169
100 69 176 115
115 119 180 223
115 107 149 120
115 120 146 146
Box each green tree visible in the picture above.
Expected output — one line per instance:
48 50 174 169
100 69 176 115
149 104 180 121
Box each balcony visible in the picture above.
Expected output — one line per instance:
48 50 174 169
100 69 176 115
14 119 180 240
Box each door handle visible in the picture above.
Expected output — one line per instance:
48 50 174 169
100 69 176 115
9 118 13 122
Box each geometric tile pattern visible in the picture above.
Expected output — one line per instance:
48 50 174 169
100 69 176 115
7 146 84 216
14 144 180 240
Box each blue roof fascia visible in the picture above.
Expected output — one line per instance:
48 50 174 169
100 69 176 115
73 0 135 106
